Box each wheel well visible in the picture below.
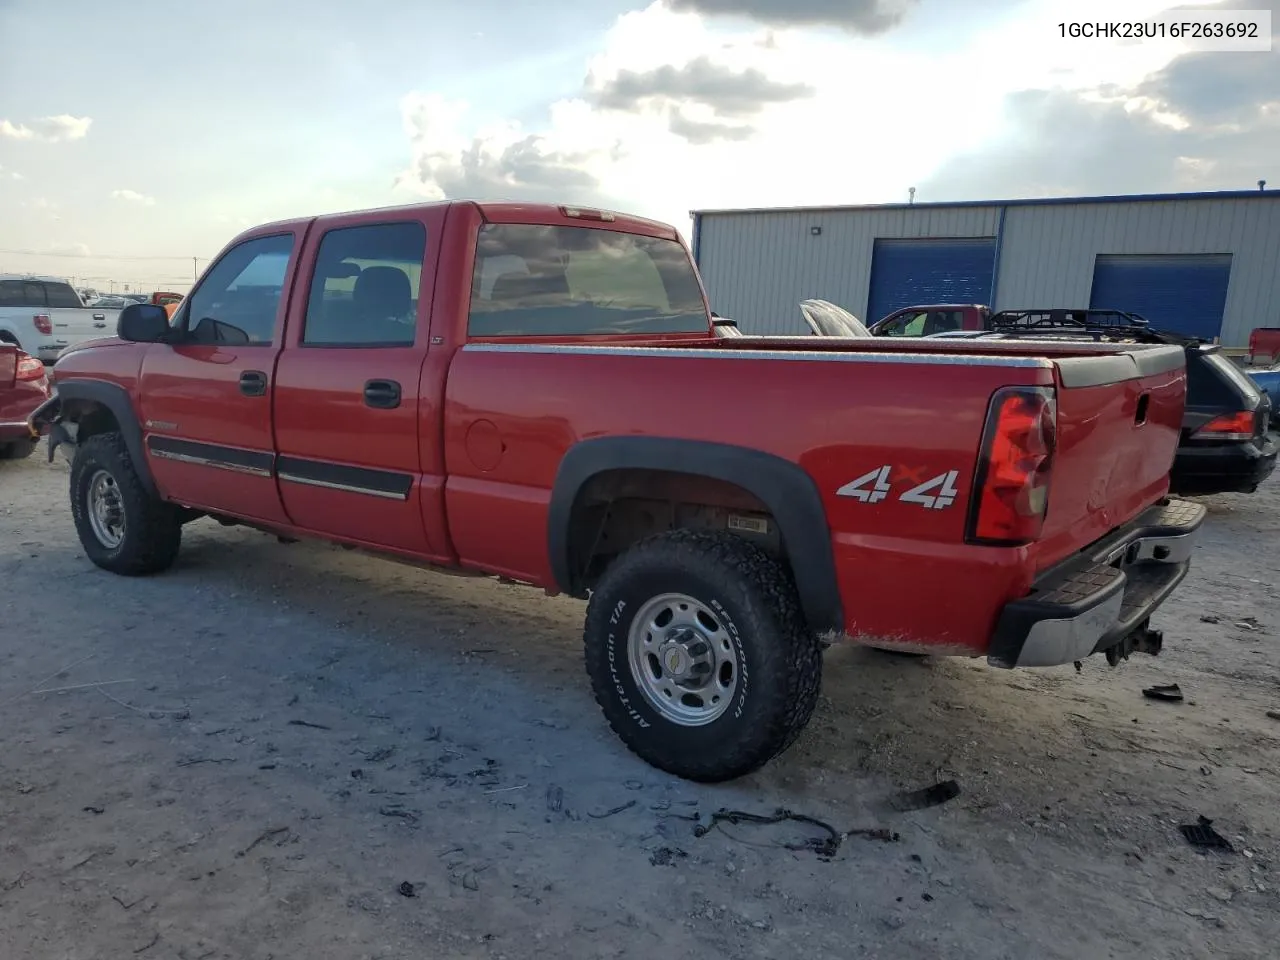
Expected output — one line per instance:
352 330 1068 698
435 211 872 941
64 399 121 440
0 330 18 346
565 468 783 593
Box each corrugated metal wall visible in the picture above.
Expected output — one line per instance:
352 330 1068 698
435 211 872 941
695 206 999 335
695 196 1280 346
995 198 1280 346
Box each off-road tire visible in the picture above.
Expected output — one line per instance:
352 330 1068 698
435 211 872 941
0 438 37 460
583 529 823 782
70 432 182 575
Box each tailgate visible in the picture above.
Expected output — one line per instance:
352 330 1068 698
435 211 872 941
0 344 15 389
1033 344 1186 572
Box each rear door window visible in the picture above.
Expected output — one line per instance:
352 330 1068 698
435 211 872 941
0 280 28 307
467 224 707 337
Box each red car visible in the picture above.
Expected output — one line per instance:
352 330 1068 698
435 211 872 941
32 200 1204 781
0 343 51 460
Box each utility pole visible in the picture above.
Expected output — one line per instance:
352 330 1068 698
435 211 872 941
192 256 198 282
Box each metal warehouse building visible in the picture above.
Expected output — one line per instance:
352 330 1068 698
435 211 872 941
690 189 1280 348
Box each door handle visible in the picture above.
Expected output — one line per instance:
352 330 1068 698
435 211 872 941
239 370 268 397
363 379 401 409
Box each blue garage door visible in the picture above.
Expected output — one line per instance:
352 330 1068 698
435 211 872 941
866 238 996 324
1089 254 1232 340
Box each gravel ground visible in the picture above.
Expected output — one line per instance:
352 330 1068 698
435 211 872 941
2 451 1278 960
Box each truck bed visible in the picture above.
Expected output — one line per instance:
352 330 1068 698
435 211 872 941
446 335 1185 651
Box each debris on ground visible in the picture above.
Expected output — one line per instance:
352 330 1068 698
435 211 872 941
236 826 290 859
546 784 564 813
379 806 420 823
649 846 688 866
1234 618 1263 632
288 720 331 730
692 807 896 859
398 881 416 898
887 779 961 813
1179 816 1235 853
1266 711 1280 722
587 799 637 819
1142 683 1184 703
1200 615 1221 624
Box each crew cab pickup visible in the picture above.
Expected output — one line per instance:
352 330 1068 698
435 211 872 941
30 201 1205 782
0 275 120 362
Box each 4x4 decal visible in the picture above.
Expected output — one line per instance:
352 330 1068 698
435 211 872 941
837 466 961 510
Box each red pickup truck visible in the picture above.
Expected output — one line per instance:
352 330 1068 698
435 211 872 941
30 201 1205 781
0 343 51 460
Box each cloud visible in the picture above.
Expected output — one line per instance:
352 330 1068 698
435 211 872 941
922 59 1280 199
0 165 21 180
395 93 612 205
111 189 157 206
664 0 917 34
586 54 814 141
588 56 814 118
0 114 92 142
667 109 756 144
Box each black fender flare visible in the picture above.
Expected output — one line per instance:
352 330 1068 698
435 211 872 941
548 436 843 634
55 378 157 496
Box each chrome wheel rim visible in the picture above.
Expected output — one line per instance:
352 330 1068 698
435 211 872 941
626 592 739 726
87 469 125 549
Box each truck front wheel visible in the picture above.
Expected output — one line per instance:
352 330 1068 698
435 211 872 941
583 530 822 782
70 432 182 575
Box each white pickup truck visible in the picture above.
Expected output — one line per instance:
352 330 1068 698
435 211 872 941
0 275 121 363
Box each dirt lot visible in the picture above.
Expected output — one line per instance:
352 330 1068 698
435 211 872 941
2 452 1278 960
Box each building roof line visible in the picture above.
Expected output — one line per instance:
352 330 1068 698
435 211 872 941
690 188 1280 218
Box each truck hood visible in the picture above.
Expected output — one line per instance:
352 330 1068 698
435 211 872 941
799 299 872 337
57 335 127 358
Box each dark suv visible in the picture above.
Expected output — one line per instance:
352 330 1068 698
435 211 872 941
931 309 1277 497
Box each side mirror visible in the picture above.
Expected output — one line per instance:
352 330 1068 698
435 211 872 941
117 303 172 343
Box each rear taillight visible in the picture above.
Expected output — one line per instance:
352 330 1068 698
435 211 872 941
33 313 52 335
1193 410 1255 441
16 354 46 382
967 385 1057 546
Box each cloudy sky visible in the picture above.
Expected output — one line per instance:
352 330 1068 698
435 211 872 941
0 0 1275 289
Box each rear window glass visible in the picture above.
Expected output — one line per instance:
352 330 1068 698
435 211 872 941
1204 352 1260 404
43 282 83 308
467 224 707 337
1186 350 1259 407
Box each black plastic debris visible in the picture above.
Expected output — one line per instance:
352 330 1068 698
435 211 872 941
1179 816 1235 853
546 784 564 813
1142 683 1184 703
398 881 416 898
587 799 637 819
1266 711 1280 722
693 807 897 859
888 780 960 813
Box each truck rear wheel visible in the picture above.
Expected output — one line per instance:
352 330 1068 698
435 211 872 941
70 432 182 575
583 530 822 782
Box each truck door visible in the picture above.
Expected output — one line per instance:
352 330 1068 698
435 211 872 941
137 230 303 524
270 208 446 558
